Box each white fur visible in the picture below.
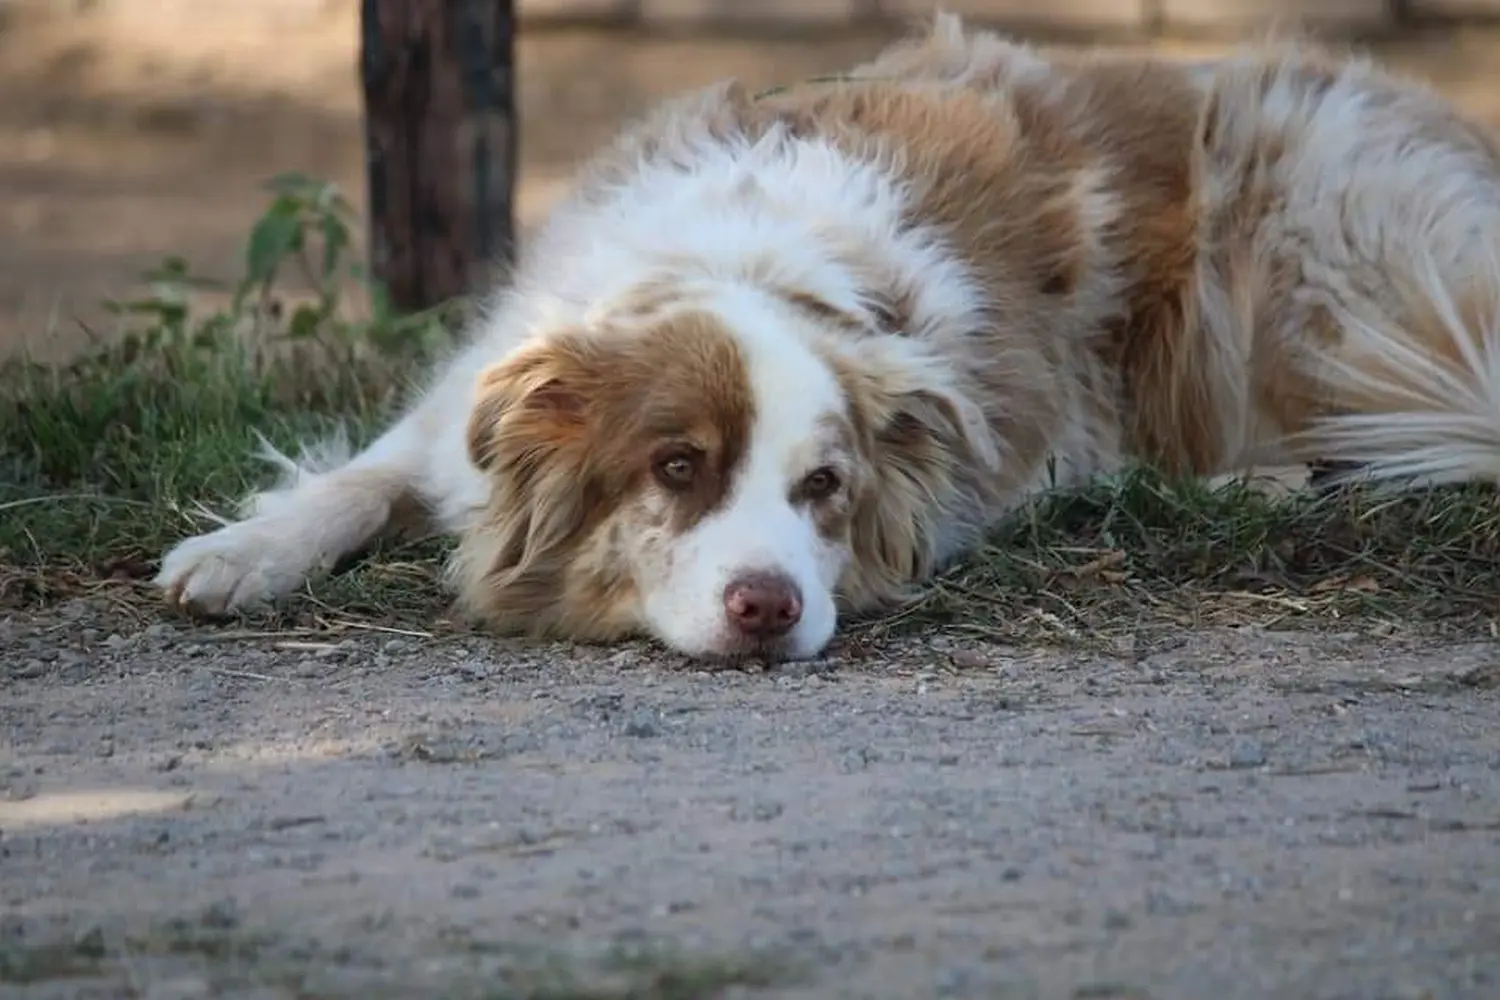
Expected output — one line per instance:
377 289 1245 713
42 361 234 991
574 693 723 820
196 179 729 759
1185 45 1500 483
634 285 849 659
1304 246 1500 485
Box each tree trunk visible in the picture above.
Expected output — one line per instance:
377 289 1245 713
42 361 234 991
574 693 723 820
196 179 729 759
360 0 517 314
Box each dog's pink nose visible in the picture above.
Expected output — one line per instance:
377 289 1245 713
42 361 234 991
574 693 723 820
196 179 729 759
723 572 803 638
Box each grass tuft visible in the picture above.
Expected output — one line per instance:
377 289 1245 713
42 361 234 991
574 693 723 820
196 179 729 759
4 173 1500 642
1 174 459 625
872 469 1500 646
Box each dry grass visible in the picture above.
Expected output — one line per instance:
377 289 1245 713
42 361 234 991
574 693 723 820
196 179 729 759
862 470 1500 649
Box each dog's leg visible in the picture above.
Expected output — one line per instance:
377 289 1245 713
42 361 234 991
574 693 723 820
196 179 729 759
155 362 485 616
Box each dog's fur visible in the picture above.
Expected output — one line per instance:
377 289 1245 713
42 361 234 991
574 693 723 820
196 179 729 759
157 15 1500 660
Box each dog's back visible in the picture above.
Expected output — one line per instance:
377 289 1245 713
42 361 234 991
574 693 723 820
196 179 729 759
858 16 1500 487
1187 43 1500 484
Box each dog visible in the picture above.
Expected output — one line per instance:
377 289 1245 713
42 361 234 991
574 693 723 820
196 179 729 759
156 14 1500 661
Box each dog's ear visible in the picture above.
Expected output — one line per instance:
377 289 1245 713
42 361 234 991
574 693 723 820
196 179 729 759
467 330 604 474
836 340 999 475
455 330 617 639
828 339 1000 606
871 384 999 473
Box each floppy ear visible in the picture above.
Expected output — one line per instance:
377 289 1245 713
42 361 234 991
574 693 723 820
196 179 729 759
453 329 614 636
838 341 1000 475
467 330 602 475
829 340 1000 609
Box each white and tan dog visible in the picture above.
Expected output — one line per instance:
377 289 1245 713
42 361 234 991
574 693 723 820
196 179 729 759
157 15 1500 660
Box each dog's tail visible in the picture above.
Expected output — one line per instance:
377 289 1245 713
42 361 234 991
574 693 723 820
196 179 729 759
1298 246 1500 488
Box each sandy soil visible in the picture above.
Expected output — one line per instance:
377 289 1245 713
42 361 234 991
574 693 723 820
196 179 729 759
4 6 1500 998
4 612 1499 997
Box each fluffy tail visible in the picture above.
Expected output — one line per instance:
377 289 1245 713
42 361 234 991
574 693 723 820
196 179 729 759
1298 247 1500 488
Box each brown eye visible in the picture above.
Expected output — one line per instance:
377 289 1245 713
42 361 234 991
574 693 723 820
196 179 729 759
800 467 841 501
653 450 699 491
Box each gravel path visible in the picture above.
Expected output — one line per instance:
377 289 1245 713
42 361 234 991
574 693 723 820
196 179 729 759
3 607 1498 998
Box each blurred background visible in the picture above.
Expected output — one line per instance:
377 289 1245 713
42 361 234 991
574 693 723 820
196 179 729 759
2 0 1499 362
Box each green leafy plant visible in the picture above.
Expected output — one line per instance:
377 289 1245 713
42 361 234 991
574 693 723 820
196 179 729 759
234 171 462 354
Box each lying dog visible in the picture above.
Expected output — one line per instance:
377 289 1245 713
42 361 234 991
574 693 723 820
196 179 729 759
157 15 1500 660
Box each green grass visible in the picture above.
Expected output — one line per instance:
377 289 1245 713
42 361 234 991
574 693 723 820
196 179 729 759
0 315 454 625
0 174 460 626
4 173 1500 643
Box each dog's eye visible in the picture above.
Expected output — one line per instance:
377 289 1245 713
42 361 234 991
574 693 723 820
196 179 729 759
653 451 698 491
800 467 841 501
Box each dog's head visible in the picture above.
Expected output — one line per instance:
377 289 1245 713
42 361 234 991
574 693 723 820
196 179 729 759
452 283 998 661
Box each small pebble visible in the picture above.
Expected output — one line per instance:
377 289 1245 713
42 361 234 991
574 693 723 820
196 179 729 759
731 799 784 823
1229 739 1268 769
73 925 106 959
10 659 46 679
622 712 660 738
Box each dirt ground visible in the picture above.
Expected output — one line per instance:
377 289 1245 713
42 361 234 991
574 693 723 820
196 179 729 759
3 612 1499 997
5 5 1500 998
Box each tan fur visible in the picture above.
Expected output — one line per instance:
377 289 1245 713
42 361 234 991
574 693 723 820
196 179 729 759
818 341 1002 612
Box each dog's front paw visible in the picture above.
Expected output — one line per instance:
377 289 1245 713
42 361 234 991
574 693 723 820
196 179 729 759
155 521 320 616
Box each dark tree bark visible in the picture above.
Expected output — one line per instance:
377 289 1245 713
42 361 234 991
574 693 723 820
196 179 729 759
360 0 517 314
